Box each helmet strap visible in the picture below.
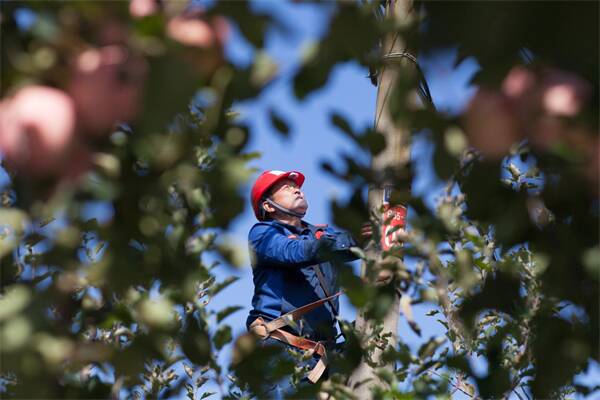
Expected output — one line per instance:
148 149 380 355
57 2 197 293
264 198 306 219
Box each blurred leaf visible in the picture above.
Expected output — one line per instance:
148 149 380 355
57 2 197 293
211 2 272 48
459 271 523 330
182 317 212 366
213 325 232 350
0 285 31 322
138 54 199 134
294 4 379 99
216 306 243 324
531 315 591 398
0 208 29 258
417 336 445 360
331 113 353 136
400 294 421 337
268 108 290 137
209 276 239 297
330 112 387 156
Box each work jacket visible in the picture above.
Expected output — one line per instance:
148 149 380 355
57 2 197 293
246 219 358 341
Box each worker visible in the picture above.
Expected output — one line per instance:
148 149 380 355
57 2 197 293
246 169 360 393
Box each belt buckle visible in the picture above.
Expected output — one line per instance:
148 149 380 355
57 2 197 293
249 317 269 340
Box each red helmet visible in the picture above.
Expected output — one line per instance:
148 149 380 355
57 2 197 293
251 170 305 220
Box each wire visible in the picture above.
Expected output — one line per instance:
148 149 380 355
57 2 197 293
382 51 436 110
373 48 437 131
373 31 402 131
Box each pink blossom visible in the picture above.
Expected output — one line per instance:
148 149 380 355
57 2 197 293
0 86 76 176
68 45 148 136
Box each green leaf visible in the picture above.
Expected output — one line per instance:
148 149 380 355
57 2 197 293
268 108 290 137
138 53 199 134
293 4 379 99
417 336 445 360
458 271 523 329
0 285 31 322
216 306 243 324
209 276 239 297
331 113 354 136
211 2 271 48
0 208 29 259
400 294 422 336
213 325 233 350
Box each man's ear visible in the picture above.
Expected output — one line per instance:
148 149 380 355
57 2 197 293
262 201 275 214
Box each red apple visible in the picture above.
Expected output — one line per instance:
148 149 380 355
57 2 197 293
129 0 159 18
502 66 536 99
68 45 148 136
0 86 76 177
167 13 229 78
464 89 524 159
541 69 590 117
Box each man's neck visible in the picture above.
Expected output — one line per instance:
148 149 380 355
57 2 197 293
273 214 303 228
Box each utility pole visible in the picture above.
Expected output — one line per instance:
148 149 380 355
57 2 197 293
347 0 415 397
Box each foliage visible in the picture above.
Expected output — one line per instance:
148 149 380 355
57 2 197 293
0 1 598 399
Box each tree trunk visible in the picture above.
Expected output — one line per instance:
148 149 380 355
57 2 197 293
346 0 415 397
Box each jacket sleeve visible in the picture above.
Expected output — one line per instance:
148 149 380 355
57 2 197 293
324 227 360 262
249 224 325 268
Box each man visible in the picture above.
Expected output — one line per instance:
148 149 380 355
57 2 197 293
246 169 359 387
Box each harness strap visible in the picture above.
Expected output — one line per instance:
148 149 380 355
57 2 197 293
312 265 339 314
249 291 342 383
311 227 340 315
261 291 342 333
311 227 347 341
250 317 329 383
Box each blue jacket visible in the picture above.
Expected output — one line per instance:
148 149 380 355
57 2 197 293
246 219 358 341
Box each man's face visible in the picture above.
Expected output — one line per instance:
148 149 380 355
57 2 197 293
265 178 308 215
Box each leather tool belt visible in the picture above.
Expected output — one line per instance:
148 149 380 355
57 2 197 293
248 291 342 383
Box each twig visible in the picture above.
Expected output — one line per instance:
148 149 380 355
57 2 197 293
426 369 474 398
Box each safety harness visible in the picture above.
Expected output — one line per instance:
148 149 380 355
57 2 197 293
249 224 342 383
249 291 342 383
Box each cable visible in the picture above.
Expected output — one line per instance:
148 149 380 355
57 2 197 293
373 31 402 132
382 51 436 110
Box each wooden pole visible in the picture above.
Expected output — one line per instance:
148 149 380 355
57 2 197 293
347 0 415 397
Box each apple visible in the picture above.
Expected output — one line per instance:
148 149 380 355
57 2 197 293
68 45 148 136
0 86 76 177
464 89 524 159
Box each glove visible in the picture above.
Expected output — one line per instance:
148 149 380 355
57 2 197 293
314 231 337 259
315 229 358 262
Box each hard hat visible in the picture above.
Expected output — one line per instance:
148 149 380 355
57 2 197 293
251 170 305 220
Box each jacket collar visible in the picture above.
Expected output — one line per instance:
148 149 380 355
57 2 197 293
269 219 313 235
